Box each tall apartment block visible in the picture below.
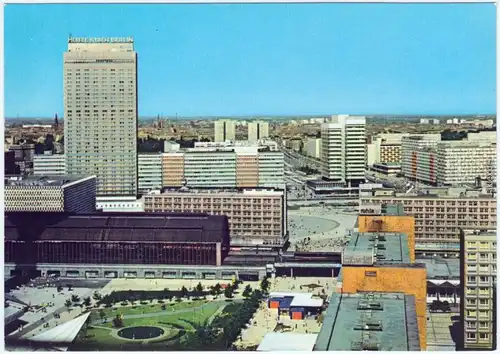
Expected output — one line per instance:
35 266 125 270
4 175 97 212
401 132 497 186
9 143 35 175
366 133 410 166
138 153 163 194
460 229 497 350
401 134 441 184
305 137 322 159
321 115 366 187
360 187 497 255
144 188 286 246
436 140 496 186
247 120 269 141
214 119 236 142
162 144 284 189
33 153 66 176
63 37 138 197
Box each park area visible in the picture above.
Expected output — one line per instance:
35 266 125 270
70 281 267 351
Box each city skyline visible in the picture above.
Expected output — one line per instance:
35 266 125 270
5 3 496 117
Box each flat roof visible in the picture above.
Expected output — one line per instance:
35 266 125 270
269 292 313 299
343 232 410 265
258 332 318 351
417 257 460 279
149 187 284 196
314 292 420 351
4 175 94 187
290 295 324 308
382 203 406 216
5 212 228 243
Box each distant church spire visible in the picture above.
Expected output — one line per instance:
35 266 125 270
54 113 59 129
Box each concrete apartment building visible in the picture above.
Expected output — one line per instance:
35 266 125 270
63 37 138 198
436 140 496 186
305 137 322 159
360 187 497 255
144 188 286 246
4 175 97 212
214 119 236 142
366 133 410 166
161 144 284 189
401 132 497 186
321 115 366 187
138 153 163 194
401 134 441 184
460 229 497 350
247 120 269 141
33 153 66 176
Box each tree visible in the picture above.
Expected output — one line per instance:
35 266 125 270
195 282 204 296
99 309 106 323
181 286 189 298
83 297 91 307
182 318 220 350
209 286 217 297
65 299 72 309
242 285 253 299
214 283 223 297
112 314 124 328
92 292 102 301
71 294 80 303
224 285 234 299
260 277 270 294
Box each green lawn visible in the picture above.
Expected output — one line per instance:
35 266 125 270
73 301 223 351
90 299 206 321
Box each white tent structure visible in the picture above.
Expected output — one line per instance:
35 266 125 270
26 312 91 351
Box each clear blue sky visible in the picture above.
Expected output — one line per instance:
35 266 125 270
4 3 496 117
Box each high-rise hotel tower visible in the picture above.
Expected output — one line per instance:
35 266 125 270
63 37 138 197
321 115 366 187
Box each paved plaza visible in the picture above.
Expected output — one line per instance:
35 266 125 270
234 276 336 349
288 205 357 251
8 284 97 339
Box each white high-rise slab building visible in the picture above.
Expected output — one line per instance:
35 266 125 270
321 115 366 186
33 153 66 176
247 120 269 141
63 36 138 197
214 119 236 142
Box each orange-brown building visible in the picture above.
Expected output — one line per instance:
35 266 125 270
358 203 416 262
162 153 185 187
339 231 427 350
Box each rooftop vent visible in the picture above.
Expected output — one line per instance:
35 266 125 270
354 316 383 331
351 336 381 351
357 300 384 311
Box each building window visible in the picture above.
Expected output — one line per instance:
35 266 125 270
365 271 377 277
479 333 489 340
467 332 476 340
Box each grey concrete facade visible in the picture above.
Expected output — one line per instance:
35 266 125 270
64 37 138 197
5 263 268 280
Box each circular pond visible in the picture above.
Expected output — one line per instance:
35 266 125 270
117 326 165 340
